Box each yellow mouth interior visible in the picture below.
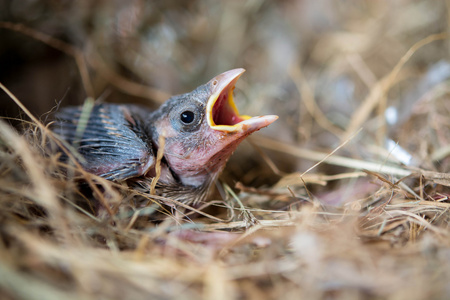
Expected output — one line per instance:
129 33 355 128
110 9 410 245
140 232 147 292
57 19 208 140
206 87 251 132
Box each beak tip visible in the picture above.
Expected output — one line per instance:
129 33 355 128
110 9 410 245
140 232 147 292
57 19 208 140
239 114 278 132
266 115 279 123
260 114 278 129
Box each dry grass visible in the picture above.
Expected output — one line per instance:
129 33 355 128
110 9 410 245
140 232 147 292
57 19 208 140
1 1 450 299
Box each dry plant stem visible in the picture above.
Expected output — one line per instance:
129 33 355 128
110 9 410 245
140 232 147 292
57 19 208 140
301 128 362 177
8 227 204 285
343 32 448 141
317 171 367 181
0 82 115 216
289 65 345 137
420 174 424 200
150 133 166 195
218 223 266 258
346 53 378 89
0 263 81 300
223 183 259 227
130 190 225 222
0 122 71 243
417 169 450 187
387 210 449 238
59 195 100 222
0 21 95 98
200 219 297 230
299 176 315 204
252 135 412 177
203 264 230 300
391 199 450 209
431 144 450 161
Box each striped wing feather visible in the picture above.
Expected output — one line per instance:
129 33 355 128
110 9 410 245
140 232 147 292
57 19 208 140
53 104 154 181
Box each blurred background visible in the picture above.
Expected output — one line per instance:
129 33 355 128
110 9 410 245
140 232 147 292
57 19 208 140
1 2 450 299
0 0 449 184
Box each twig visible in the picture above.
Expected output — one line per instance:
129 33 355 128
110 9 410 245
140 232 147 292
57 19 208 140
342 32 448 141
252 135 412 177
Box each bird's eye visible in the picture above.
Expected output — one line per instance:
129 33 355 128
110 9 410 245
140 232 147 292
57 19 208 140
171 105 202 132
180 111 195 124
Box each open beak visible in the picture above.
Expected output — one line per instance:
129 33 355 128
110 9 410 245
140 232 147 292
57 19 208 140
206 68 278 133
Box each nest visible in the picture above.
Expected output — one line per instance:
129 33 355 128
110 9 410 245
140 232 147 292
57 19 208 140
1 1 450 299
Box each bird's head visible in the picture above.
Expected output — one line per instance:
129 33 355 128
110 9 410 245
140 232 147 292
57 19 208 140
150 69 278 188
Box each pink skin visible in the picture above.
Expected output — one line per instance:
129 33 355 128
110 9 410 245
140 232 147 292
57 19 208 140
152 69 278 187
153 118 250 187
166 128 250 187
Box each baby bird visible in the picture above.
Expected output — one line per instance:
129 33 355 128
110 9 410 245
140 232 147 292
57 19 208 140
53 69 277 203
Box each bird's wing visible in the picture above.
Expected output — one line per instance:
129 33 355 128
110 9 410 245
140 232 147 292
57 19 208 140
53 104 154 181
